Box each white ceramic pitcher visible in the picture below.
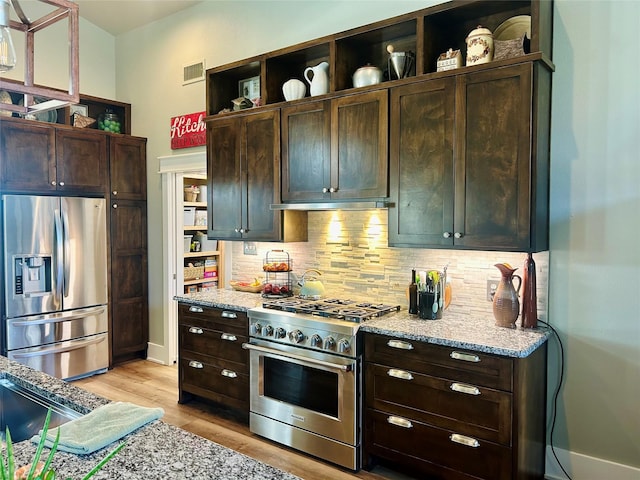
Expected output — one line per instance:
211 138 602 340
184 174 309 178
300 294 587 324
304 61 329 96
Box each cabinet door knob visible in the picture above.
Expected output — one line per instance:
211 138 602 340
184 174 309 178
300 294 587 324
329 187 337 193
322 187 329 193
112 204 118 209
454 232 463 239
443 232 451 238
387 416 413 429
189 306 204 313
188 360 204 369
235 228 240 233
221 311 238 319
59 181 65 187
51 181 56 186
112 190 118 195
188 327 203 335
221 333 237 341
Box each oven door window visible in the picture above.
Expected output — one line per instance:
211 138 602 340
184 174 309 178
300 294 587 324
263 356 338 417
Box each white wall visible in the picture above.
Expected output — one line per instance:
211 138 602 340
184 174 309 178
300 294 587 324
71 0 639 474
548 0 640 471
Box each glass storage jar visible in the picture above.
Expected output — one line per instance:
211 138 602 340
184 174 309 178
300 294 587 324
97 109 121 133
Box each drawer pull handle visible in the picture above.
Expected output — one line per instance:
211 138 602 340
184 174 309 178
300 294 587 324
221 369 237 378
221 333 237 342
387 416 413 429
450 351 480 363
188 327 203 335
450 382 480 395
188 361 204 369
189 306 204 313
387 339 414 350
221 311 238 319
450 433 480 448
387 368 413 381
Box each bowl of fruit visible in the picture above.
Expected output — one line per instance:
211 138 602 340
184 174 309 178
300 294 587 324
262 283 292 297
230 278 264 293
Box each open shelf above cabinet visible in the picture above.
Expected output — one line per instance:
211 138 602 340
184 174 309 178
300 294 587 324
206 0 553 117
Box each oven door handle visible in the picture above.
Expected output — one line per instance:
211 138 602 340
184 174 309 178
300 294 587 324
242 343 353 372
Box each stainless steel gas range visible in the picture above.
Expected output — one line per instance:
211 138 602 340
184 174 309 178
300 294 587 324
243 297 400 470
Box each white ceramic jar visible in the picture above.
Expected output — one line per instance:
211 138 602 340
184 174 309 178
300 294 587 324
465 25 494 66
282 79 306 101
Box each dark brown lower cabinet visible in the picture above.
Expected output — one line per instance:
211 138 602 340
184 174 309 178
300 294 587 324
364 333 547 480
178 303 249 419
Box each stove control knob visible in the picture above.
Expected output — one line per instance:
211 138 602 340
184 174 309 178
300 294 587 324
310 334 323 348
324 336 336 351
262 325 274 336
289 329 305 344
274 327 286 339
250 323 262 336
338 338 351 354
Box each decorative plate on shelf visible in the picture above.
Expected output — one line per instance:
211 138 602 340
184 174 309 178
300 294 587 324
494 15 531 41
18 97 58 123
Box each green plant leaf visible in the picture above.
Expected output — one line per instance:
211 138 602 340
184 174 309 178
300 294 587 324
27 409 52 479
5 429 14 480
80 442 126 480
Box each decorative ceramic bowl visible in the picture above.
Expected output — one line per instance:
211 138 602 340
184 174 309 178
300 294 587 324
282 79 306 101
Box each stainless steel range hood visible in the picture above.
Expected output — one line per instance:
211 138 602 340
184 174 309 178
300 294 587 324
270 200 391 211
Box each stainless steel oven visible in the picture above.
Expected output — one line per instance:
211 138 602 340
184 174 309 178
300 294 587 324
244 298 399 471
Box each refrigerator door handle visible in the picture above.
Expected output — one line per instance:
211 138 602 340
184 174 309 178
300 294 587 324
11 335 106 358
54 208 65 299
61 204 71 297
11 305 107 326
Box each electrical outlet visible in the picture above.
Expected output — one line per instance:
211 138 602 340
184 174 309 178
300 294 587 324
486 279 499 302
243 242 257 255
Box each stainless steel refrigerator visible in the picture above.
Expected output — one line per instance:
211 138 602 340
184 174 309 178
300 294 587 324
1 195 109 380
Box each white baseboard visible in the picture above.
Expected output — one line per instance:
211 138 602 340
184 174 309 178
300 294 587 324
145 342 170 365
545 445 640 480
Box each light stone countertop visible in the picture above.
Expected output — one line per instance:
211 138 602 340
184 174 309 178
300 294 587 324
0 356 300 480
175 290 549 358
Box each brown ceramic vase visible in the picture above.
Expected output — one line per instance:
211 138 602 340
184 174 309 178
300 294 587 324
492 263 522 328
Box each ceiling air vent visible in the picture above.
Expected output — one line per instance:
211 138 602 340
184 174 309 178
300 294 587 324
183 60 205 85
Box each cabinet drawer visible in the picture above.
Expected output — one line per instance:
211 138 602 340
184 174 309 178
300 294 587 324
366 408 512 480
365 334 513 391
180 356 249 404
178 303 247 337
179 325 248 374
366 363 511 445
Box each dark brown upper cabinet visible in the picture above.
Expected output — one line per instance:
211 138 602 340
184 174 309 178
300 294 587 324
281 89 388 202
109 135 147 201
389 62 550 252
207 109 307 242
0 118 107 194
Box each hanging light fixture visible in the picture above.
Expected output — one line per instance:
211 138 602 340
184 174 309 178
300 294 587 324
0 0 79 115
0 0 17 72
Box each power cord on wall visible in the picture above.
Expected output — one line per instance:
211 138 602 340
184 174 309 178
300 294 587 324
538 319 573 480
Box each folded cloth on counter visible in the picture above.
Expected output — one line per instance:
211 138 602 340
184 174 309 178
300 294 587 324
31 401 164 455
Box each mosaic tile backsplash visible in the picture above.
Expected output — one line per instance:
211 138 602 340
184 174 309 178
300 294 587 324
230 210 548 322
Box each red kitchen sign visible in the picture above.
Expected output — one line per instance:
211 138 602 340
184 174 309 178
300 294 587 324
170 111 206 149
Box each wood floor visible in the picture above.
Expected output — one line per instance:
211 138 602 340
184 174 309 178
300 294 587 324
72 359 413 480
